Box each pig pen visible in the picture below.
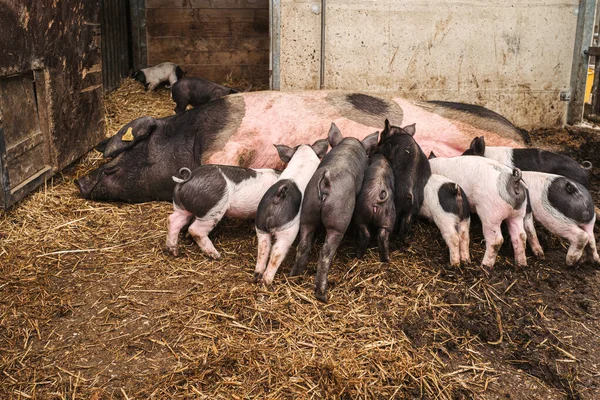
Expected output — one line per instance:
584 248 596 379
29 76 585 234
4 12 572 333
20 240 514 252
1 79 599 399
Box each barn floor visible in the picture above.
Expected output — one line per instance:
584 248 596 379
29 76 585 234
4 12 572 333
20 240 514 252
1 80 600 399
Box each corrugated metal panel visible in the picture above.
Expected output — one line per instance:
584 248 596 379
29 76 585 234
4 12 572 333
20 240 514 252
101 0 132 92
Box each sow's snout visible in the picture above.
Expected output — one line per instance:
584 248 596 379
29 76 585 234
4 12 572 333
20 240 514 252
75 175 95 199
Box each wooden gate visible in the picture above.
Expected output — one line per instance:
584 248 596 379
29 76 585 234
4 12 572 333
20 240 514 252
101 0 132 92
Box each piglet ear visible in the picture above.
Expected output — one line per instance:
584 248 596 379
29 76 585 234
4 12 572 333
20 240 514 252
311 138 329 159
379 119 391 142
328 122 344 147
428 151 437 159
470 136 486 156
274 144 297 163
403 123 416 136
362 131 379 155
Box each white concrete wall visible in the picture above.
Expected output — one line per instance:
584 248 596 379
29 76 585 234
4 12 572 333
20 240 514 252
279 0 580 129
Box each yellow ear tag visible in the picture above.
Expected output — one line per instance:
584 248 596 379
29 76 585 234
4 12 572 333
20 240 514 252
122 127 134 142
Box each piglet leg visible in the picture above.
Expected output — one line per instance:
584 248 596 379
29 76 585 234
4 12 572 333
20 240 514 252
315 230 344 303
583 221 600 263
565 229 589 266
166 209 194 256
188 218 222 259
356 223 371 259
290 224 316 276
506 217 528 267
261 225 299 285
458 219 471 264
377 228 391 263
254 230 272 281
523 213 544 259
481 223 504 269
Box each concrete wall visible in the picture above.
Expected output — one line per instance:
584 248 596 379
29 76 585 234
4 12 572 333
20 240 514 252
279 0 581 129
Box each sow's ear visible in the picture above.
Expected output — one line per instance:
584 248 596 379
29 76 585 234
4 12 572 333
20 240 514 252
274 144 297 163
402 123 416 136
311 138 329 159
328 122 344 147
362 131 379 155
467 136 486 156
103 117 158 158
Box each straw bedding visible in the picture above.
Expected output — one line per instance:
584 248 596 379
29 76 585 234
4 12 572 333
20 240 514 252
1 78 599 399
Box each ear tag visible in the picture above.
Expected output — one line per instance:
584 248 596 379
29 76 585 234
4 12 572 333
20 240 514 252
122 127 134 142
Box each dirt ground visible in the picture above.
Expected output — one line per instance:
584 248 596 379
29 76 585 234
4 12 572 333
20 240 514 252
1 84 599 399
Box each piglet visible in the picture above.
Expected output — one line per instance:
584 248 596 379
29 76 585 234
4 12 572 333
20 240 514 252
253 139 329 285
165 165 280 259
133 62 184 91
419 174 471 265
171 77 240 113
430 156 528 268
353 153 396 262
290 123 379 302
521 171 598 265
463 136 592 188
377 120 431 240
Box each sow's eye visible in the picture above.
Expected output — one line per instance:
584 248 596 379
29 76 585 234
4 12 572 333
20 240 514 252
103 165 120 176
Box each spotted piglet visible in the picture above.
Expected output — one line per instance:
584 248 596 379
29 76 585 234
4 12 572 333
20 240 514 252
133 62 184 92
253 139 329 285
353 153 396 262
419 174 471 265
290 123 379 302
429 156 528 268
521 171 598 265
165 165 280 259
463 136 592 187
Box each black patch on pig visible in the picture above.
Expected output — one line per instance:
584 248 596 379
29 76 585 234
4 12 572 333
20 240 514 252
219 165 258 184
173 165 227 218
526 188 532 215
427 101 514 129
175 66 185 80
256 180 302 232
547 177 594 224
438 183 470 220
512 149 590 188
347 93 390 115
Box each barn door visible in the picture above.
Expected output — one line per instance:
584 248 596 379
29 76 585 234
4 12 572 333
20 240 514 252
0 71 53 208
101 0 133 92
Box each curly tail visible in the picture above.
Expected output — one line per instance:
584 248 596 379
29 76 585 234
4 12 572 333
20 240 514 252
172 167 192 184
581 161 593 170
317 171 331 201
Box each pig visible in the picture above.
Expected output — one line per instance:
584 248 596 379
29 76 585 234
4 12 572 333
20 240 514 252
419 174 471 265
429 156 528 268
253 139 329 285
165 165 280 259
353 153 396 262
520 171 599 265
133 62 185 91
290 123 379 302
77 91 528 203
377 120 431 240
463 136 592 188
171 77 240 113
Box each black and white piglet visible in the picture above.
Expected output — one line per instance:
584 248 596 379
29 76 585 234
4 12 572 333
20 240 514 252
521 171 598 265
419 174 471 265
353 153 396 262
165 165 280 259
253 139 329 285
133 62 184 91
377 120 431 240
290 123 379 302
171 77 240 113
463 136 592 187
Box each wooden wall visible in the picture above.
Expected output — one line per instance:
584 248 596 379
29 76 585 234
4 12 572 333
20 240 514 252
145 0 269 87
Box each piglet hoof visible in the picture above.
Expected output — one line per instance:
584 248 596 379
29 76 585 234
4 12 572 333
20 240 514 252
166 246 179 257
379 255 390 263
289 266 302 277
479 264 492 276
314 289 328 303
252 272 262 283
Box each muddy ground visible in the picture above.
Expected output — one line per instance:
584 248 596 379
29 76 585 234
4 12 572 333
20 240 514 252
1 86 599 399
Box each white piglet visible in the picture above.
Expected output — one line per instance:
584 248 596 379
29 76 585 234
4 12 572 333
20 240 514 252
133 62 184 91
430 156 528 268
253 139 329 285
521 171 599 265
166 165 280 259
419 174 471 265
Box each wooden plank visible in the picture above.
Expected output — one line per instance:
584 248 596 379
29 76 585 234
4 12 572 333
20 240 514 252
148 50 268 66
0 73 41 147
147 22 268 38
146 0 268 9
178 64 268 85
146 8 268 24
147 36 269 53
